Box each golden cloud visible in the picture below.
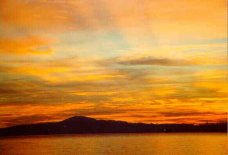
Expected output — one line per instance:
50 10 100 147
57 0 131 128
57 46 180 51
0 35 53 54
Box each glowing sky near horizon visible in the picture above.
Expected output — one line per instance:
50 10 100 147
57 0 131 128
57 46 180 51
0 0 227 127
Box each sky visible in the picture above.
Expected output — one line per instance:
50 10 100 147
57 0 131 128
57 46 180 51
0 0 227 127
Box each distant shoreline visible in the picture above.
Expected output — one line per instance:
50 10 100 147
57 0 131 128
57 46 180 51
1 132 227 138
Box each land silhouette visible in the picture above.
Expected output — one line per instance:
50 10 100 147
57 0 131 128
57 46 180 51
0 116 226 136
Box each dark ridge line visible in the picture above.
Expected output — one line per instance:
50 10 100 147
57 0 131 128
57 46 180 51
0 116 227 137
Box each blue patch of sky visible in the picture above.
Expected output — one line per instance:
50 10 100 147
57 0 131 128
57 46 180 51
52 30 130 58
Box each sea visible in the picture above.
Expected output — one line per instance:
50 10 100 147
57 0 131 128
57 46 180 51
0 133 227 155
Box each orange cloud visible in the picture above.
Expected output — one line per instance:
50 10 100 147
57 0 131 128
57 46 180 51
0 35 53 54
0 0 74 31
0 103 94 127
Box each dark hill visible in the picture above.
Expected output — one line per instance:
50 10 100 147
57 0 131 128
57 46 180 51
0 116 226 137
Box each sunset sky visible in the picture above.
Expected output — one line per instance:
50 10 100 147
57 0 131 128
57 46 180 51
0 0 227 127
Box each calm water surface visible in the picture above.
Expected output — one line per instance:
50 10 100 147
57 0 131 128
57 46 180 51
0 133 227 155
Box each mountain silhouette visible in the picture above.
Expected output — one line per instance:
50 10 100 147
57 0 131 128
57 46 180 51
0 116 226 136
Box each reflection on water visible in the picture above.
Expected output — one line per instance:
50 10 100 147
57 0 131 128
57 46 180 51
0 133 227 155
